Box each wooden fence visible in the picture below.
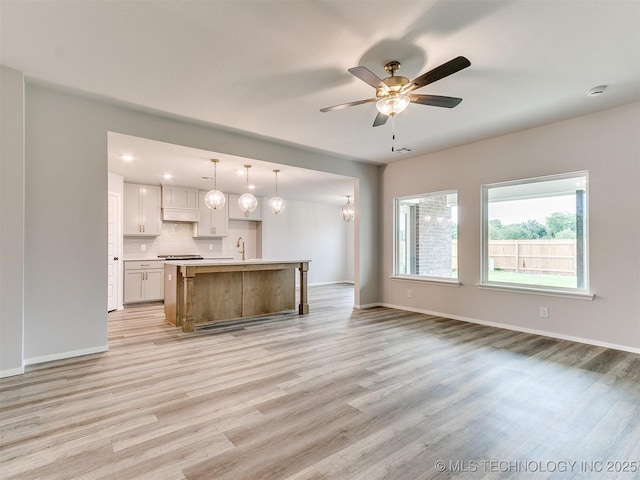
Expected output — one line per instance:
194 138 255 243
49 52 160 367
451 239 577 275
488 239 576 274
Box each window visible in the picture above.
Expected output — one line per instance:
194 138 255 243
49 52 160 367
481 172 589 294
393 190 458 282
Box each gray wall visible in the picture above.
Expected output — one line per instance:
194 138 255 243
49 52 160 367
24 83 110 363
261 198 355 284
4 67 637 374
2 78 379 371
382 102 640 352
1 66 25 375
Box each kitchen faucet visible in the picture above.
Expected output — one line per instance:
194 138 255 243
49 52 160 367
236 236 245 261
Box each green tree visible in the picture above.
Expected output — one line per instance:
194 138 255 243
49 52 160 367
522 219 547 239
488 219 505 239
545 212 576 238
489 219 547 240
554 228 576 239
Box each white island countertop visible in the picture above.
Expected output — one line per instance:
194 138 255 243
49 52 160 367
124 256 234 262
162 258 311 267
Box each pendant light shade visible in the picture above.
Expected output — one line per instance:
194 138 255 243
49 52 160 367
269 169 286 214
204 159 226 210
238 164 257 216
341 195 355 222
205 189 226 209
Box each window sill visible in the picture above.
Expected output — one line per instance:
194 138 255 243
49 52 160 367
476 282 595 300
390 275 461 287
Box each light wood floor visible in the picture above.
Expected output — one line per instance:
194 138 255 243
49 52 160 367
2 284 639 479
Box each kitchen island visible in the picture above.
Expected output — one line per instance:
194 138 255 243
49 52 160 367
164 259 310 332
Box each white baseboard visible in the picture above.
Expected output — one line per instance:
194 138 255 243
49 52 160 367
309 280 355 287
379 303 640 355
24 345 109 366
0 366 25 378
354 302 382 309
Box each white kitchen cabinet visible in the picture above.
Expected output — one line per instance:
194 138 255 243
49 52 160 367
193 190 228 237
123 183 162 236
162 185 198 209
228 193 262 220
124 260 164 303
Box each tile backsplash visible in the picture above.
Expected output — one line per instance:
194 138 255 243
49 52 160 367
123 221 258 260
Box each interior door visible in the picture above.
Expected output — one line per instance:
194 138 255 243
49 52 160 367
108 193 120 311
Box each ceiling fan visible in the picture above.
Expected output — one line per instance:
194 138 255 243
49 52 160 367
320 56 471 127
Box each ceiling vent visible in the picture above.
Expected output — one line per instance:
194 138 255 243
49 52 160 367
587 85 607 97
393 147 413 153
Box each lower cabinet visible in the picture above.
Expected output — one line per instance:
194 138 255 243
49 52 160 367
124 260 164 303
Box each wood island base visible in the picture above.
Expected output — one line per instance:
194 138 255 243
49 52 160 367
164 260 310 332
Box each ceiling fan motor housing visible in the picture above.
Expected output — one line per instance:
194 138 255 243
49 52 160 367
378 75 409 97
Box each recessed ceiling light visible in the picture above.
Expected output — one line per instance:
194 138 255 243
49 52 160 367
587 85 607 97
120 154 134 161
236 169 245 175
163 173 173 180
248 184 256 190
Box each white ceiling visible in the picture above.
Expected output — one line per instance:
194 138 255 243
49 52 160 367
2 1 639 184
108 132 356 204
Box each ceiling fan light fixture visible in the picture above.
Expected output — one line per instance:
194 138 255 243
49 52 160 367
205 159 226 210
376 93 410 116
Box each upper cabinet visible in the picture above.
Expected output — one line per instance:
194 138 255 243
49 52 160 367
228 193 262 221
123 183 161 236
193 190 229 237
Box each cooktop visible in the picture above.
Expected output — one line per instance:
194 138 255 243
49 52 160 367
157 254 204 260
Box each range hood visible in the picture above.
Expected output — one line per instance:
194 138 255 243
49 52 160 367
161 186 200 222
162 208 199 222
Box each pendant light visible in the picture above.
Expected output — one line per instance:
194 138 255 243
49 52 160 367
268 169 286 215
238 164 258 216
204 159 226 210
341 195 355 222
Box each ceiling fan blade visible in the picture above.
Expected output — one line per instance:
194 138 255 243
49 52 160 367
348 66 389 92
402 56 471 93
372 112 389 127
409 94 463 108
320 97 377 113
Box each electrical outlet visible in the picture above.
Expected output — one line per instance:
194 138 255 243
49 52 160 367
407 289 413 298
539 306 549 318
209 244 213 251
140 243 146 251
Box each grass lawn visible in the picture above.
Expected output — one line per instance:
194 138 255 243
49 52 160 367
488 270 577 288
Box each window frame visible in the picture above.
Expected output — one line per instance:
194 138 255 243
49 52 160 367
392 189 460 285
479 171 593 299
